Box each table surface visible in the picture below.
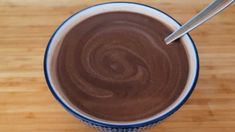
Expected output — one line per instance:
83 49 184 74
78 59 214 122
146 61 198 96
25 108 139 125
0 0 235 132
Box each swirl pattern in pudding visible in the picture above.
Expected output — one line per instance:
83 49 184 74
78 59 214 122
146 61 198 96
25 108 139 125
56 12 189 122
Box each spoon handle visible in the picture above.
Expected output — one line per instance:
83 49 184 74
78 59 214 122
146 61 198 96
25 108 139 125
165 0 234 45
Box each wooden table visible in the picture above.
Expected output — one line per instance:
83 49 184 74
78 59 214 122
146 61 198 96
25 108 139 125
0 0 235 131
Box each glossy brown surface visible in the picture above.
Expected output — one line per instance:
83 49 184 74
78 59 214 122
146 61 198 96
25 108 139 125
56 12 189 121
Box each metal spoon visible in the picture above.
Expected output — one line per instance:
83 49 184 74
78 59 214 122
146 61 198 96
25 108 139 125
165 0 234 45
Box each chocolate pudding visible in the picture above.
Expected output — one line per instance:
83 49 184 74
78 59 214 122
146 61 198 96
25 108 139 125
56 12 189 121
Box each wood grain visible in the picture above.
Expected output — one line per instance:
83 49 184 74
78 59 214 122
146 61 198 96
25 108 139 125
0 0 235 132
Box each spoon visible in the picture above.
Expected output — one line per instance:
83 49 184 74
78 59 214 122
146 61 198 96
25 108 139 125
165 0 234 45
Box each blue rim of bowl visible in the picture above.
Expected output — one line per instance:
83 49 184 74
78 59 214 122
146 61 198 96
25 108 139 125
44 2 200 129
